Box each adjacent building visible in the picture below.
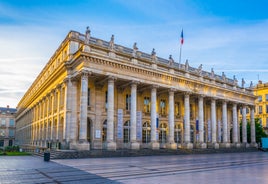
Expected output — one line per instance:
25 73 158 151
16 28 257 151
0 106 16 148
254 80 268 133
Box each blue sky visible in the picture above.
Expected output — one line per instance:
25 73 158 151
0 0 268 108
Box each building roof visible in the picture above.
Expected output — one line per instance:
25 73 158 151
0 107 17 114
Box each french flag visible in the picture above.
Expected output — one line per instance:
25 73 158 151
180 29 184 45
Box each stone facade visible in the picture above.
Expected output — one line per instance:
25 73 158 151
0 106 16 148
16 29 257 151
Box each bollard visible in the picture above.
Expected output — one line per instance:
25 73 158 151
44 152 50 162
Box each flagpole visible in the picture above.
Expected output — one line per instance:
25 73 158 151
179 43 182 65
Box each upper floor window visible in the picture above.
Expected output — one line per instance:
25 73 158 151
175 102 181 116
9 129 14 137
266 105 268 114
246 108 249 114
259 106 263 114
88 88 91 106
105 91 108 109
258 96 262 102
1 119 5 126
126 94 131 111
9 119 15 127
144 97 150 113
160 99 166 115
266 94 268 101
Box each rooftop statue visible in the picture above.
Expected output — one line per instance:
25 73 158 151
132 42 138 58
169 55 174 65
242 78 245 88
85 26 91 44
109 35 115 50
185 59 189 71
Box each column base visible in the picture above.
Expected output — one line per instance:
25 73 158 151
150 142 160 150
166 142 177 150
196 142 207 149
182 143 193 149
242 142 250 148
208 142 219 149
250 142 258 148
220 143 231 148
107 141 117 151
76 141 90 151
232 143 241 148
131 142 140 150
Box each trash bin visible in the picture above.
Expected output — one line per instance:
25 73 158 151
44 152 50 162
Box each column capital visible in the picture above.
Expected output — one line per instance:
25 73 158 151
168 88 176 93
131 80 140 85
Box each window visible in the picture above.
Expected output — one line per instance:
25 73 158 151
175 102 181 116
102 120 107 142
266 105 268 114
174 124 182 143
190 104 194 119
159 123 167 143
9 119 15 127
266 94 268 101
258 96 262 102
87 88 91 106
143 97 150 113
160 99 166 115
0 140 4 147
105 91 108 109
1 119 5 126
266 117 268 128
259 106 263 114
123 121 130 143
54 92 58 111
0 129 5 136
8 140 13 146
126 94 131 111
142 122 151 143
246 108 249 114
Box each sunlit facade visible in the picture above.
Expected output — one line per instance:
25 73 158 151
254 80 268 133
16 28 257 151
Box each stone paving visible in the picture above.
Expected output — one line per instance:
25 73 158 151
1 152 268 183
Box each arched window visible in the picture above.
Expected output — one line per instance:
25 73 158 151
123 120 130 143
159 123 167 143
174 124 182 143
142 122 151 143
102 120 107 142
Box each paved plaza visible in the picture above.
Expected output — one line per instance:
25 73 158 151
1 152 268 183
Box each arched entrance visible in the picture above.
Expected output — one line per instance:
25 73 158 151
175 123 182 147
159 123 167 148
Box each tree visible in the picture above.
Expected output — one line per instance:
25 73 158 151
240 118 267 144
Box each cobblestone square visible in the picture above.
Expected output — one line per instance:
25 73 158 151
1 152 268 183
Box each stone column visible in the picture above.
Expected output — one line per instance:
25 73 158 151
130 82 140 150
250 106 257 147
167 89 176 149
221 101 230 148
107 77 116 150
78 72 90 150
232 103 240 147
150 86 159 149
183 93 193 149
198 95 206 148
69 79 78 149
211 98 219 149
242 105 249 147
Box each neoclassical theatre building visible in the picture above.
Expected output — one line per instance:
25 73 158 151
16 28 257 151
